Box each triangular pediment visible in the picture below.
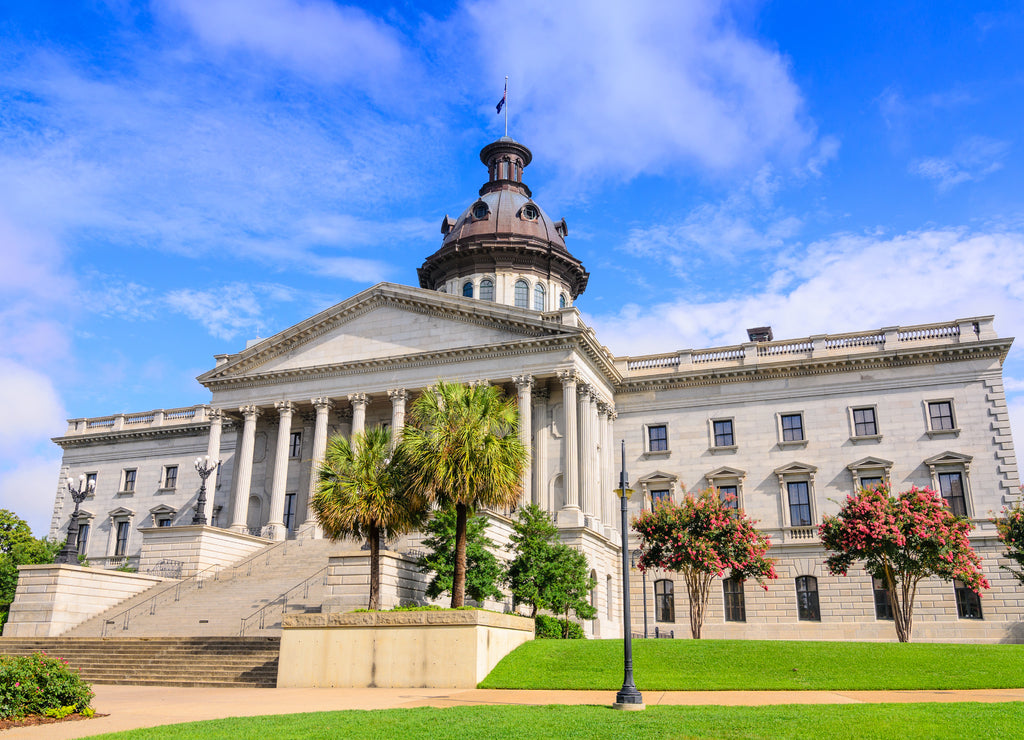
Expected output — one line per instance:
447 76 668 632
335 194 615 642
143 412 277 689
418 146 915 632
637 470 678 485
199 282 583 382
773 461 818 476
847 456 894 472
924 451 973 466
108 506 135 517
148 504 177 516
705 466 747 481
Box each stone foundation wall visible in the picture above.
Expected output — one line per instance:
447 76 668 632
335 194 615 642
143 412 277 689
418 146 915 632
3 564 164 637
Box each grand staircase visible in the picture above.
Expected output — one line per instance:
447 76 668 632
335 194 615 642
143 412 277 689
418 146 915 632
0 537 342 687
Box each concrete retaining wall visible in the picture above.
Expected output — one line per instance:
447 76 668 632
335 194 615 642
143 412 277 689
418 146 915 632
138 525 266 578
277 609 534 688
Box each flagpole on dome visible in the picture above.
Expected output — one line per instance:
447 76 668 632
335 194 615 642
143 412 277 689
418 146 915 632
496 77 508 137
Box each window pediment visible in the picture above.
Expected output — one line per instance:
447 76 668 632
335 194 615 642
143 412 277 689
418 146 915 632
923 451 973 467
705 465 746 481
846 456 894 472
148 504 178 516
108 506 135 518
637 471 678 486
773 461 817 477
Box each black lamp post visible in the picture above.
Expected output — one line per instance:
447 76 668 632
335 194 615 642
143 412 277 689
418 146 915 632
56 475 94 565
612 440 644 710
192 456 219 525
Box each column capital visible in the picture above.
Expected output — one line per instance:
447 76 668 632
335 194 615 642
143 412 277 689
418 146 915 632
469 378 491 388
597 400 611 417
557 369 580 386
312 397 335 412
577 381 594 398
275 400 297 415
239 404 262 419
348 392 369 406
337 407 353 422
387 388 409 403
513 374 533 391
207 407 225 422
589 387 604 404
533 385 551 402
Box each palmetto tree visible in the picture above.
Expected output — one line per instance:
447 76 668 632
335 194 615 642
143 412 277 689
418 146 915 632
313 425 426 610
403 380 528 607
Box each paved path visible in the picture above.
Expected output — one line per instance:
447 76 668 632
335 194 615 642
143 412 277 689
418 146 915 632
7 685 1024 739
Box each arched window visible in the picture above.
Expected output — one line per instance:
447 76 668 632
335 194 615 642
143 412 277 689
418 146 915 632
514 280 529 308
534 283 545 311
462 281 473 298
480 278 494 301
654 579 674 622
559 293 567 309
796 576 820 621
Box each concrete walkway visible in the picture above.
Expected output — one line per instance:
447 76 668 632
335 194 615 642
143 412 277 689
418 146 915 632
6 685 1024 739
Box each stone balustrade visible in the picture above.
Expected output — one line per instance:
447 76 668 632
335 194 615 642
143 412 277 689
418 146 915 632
65 405 211 436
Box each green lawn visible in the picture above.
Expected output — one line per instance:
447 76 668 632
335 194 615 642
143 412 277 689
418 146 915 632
480 639 1024 691
88 703 1024 740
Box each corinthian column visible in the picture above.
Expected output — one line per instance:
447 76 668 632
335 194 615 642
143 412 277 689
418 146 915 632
204 408 224 499
558 370 583 525
577 384 595 522
388 389 409 447
533 385 550 510
513 375 533 509
265 401 296 540
348 393 368 438
230 405 261 533
300 397 334 537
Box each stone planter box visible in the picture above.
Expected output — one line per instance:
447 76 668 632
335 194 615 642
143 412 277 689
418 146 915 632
277 609 534 688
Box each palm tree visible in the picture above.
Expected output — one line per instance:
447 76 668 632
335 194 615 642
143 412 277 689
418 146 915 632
313 425 426 610
402 380 528 607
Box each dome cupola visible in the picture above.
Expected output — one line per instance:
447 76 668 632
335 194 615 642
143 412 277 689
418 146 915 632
417 138 589 311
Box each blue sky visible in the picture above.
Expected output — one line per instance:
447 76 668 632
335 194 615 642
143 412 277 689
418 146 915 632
2 0 1023 535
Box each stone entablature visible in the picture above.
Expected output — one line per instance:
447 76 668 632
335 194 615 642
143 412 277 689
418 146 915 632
617 316 1003 381
59 405 215 441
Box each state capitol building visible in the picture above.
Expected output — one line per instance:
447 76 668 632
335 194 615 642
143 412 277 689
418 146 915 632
44 138 1023 642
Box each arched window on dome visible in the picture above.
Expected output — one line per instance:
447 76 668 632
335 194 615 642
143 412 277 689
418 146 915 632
534 283 546 311
480 279 495 301
462 281 473 298
559 293 567 309
514 280 529 308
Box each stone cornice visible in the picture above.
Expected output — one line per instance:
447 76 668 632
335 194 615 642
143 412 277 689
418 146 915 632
52 422 214 449
615 339 1012 395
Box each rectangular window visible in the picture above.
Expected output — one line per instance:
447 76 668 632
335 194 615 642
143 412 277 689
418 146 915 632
713 419 734 447
647 425 668 452
85 473 97 492
650 490 670 507
158 518 172 527
163 466 178 489
780 414 804 442
938 472 967 517
723 578 746 622
654 579 675 622
873 577 893 620
284 493 297 533
718 485 739 509
76 522 90 554
955 580 983 619
796 576 820 621
852 407 877 436
787 481 812 527
122 469 136 493
860 476 884 490
289 432 302 458
114 521 131 557
928 401 955 431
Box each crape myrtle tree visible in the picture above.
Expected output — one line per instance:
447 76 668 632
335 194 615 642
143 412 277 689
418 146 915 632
313 426 427 610
402 380 528 608
993 493 1024 584
633 490 776 639
820 484 989 643
418 505 504 604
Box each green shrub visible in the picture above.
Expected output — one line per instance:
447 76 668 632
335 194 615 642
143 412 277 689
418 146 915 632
535 614 584 639
0 653 94 719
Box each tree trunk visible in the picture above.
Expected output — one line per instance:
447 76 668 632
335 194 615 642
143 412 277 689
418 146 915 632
368 522 380 611
530 603 538 618
451 502 468 608
684 570 712 639
884 568 916 643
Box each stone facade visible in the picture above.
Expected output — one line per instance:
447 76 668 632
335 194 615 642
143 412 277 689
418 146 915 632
45 138 1022 642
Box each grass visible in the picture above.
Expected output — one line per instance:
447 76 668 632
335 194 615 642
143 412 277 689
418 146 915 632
480 639 1024 691
87 703 1024 739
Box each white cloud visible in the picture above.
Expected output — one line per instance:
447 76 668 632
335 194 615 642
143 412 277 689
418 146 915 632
460 0 813 179
0 360 67 452
0 455 63 538
910 137 1010 191
164 283 299 341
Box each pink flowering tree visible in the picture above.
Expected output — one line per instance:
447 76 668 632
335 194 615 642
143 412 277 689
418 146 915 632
820 485 989 643
632 490 776 639
993 496 1024 584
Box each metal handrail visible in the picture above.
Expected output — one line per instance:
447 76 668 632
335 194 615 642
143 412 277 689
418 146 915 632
239 565 329 635
98 537 296 636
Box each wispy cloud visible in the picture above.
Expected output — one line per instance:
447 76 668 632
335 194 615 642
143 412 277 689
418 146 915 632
164 282 304 341
910 137 1010 191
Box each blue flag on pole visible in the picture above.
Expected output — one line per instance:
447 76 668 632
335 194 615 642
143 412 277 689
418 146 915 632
496 82 506 114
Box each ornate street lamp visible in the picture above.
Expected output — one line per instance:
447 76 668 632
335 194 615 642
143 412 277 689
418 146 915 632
612 440 644 710
56 474 95 565
192 456 220 525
